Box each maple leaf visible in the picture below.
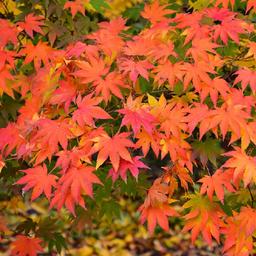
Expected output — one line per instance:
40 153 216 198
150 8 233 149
0 19 18 47
31 118 73 164
49 80 77 112
87 18 126 56
139 178 179 233
222 207 256 256
64 0 86 17
181 62 215 88
0 123 25 157
152 61 184 89
118 58 153 84
55 147 91 173
214 0 235 9
192 138 224 167
160 134 192 165
148 41 177 62
0 50 16 70
135 129 161 157
11 235 44 256
118 95 156 134
206 8 245 44
222 147 256 187
74 57 109 84
16 164 57 201
141 1 174 25
59 165 102 199
186 38 219 62
243 0 256 13
108 156 149 182
0 66 14 97
17 13 44 38
195 77 231 106
199 169 235 203
182 194 225 245
19 41 55 70
51 164 101 215
174 12 205 44
198 100 250 142
234 69 256 92
162 164 193 195
72 94 111 127
90 132 134 170
92 71 129 102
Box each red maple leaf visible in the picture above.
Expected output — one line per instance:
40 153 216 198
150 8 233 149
108 156 149 182
72 94 112 126
90 132 134 170
50 164 101 215
16 164 58 200
0 19 18 47
0 123 25 157
0 50 16 70
11 235 44 256
118 96 156 134
139 178 179 233
119 58 153 84
17 14 44 38
49 80 77 112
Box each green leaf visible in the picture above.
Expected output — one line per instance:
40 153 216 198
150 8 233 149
192 138 223 167
89 0 109 13
15 219 37 235
48 233 67 254
138 76 151 93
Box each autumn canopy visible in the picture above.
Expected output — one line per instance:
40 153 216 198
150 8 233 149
1 0 256 255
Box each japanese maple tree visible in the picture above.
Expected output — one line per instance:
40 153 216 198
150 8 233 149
1 0 256 255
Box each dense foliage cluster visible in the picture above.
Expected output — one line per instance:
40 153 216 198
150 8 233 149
1 0 256 255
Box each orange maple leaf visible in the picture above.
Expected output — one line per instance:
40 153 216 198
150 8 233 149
31 118 74 164
141 1 174 25
19 41 55 70
182 194 225 245
64 0 86 17
11 235 43 256
92 71 129 102
222 207 256 256
243 0 256 13
72 94 112 126
16 164 58 200
234 69 256 92
199 169 235 203
17 13 44 38
139 178 179 233
90 132 134 170
222 147 256 187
